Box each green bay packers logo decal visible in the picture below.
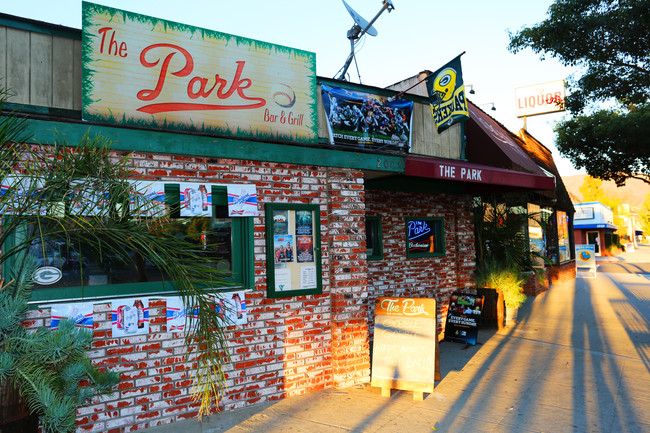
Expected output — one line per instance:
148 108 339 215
432 68 457 105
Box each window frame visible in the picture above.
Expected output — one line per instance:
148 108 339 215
365 216 383 261
3 182 254 304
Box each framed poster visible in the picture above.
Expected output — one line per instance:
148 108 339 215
265 203 322 298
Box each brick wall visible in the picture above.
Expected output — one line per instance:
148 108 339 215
364 190 476 337
23 151 368 432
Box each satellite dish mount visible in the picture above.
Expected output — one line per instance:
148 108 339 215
335 0 395 81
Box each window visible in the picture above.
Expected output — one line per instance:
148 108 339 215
5 182 253 304
557 210 570 263
365 216 383 260
405 217 445 258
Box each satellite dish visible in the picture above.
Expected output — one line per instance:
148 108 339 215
342 0 378 37
335 0 395 81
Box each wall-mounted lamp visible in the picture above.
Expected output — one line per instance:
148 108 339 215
466 85 475 95
478 102 496 111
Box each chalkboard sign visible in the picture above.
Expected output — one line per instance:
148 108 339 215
444 292 484 345
371 297 438 400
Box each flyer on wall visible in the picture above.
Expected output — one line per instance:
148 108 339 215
274 235 294 264
296 236 314 263
111 298 149 337
50 302 94 330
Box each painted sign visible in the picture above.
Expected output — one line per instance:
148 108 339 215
576 244 597 278
82 2 317 143
371 297 437 398
515 80 565 117
320 85 413 152
444 293 483 346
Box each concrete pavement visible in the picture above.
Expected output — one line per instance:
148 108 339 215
144 246 650 433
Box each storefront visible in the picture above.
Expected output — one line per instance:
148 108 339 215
1 6 570 431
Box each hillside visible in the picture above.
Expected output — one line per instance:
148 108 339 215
561 175 650 211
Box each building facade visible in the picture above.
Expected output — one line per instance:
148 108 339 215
1 8 571 432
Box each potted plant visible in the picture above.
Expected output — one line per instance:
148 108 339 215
473 259 526 329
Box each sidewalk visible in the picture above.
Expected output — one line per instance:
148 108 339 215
144 249 650 433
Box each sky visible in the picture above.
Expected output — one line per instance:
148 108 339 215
3 0 585 176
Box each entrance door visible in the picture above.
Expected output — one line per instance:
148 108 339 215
586 231 601 256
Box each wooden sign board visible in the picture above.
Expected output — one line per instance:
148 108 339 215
371 297 439 400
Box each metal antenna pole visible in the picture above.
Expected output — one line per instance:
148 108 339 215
336 1 394 81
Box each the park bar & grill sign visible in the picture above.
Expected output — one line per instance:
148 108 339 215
81 1 318 144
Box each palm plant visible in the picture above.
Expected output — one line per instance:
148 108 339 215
1 89 232 427
0 255 120 432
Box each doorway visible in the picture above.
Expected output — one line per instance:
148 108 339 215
586 231 601 256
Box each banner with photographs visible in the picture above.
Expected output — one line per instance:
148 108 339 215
321 85 413 152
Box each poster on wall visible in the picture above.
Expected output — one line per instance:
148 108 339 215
179 182 211 217
111 297 149 337
50 302 94 330
227 184 258 217
82 2 317 144
265 204 322 298
166 296 199 332
321 85 413 152
215 290 247 326
444 293 484 346
129 180 166 217
0 176 45 215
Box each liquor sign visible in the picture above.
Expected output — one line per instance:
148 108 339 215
371 297 438 400
82 2 317 144
515 80 565 117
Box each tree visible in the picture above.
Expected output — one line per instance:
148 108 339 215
0 89 231 427
578 176 622 210
508 0 650 185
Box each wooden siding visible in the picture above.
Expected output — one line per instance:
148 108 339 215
1 24 459 161
0 25 81 110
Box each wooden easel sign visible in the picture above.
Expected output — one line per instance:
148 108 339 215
371 297 439 401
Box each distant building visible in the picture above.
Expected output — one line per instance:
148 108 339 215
573 202 618 256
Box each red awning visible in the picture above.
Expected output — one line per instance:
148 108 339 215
466 103 547 175
406 156 555 190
